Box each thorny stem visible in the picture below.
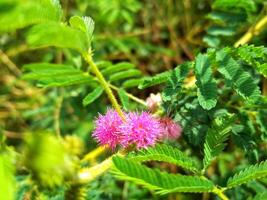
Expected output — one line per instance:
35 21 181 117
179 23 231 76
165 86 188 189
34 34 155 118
212 187 229 200
83 50 125 120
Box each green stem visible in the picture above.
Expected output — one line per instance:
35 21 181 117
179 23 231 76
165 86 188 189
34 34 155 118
234 15 267 47
77 151 124 184
83 51 125 119
81 146 107 163
109 84 147 106
213 187 229 200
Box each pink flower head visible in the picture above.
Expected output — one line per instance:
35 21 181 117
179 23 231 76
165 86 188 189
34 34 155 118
159 117 182 140
120 112 163 149
92 109 123 150
146 93 162 112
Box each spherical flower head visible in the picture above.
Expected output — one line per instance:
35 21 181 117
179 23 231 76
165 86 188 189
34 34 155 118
120 112 163 149
159 117 182 140
146 93 162 112
92 109 123 150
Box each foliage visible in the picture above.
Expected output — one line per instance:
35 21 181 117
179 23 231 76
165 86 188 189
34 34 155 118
203 114 235 170
128 144 200 173
0 0 267 199
112 156 214 195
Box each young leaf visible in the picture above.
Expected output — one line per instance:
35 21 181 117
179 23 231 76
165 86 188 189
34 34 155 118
216 48 261 101
83 86 104 106
27 22 89 53
69 15 94 44
203 114 235 170
118 88 130 111
0 0 62 33
112 156 214 195
195 53 217 110
227 160 267 188
128 144 200 173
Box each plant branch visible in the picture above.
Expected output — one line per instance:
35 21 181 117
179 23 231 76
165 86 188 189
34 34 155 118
77 151 124 184
81 146 107 163
234 15 267 47
83 50 125 119
0 49 21 76
212 187 229 200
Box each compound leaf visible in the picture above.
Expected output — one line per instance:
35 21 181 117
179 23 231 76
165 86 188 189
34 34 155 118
112 156 214 195
227 160 267 188
195 53 217 110
128 144 199 173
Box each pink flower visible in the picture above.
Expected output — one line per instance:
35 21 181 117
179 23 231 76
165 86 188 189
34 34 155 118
146 93 162 112
159 117 182 140
120 112 163 149
92 109 123 150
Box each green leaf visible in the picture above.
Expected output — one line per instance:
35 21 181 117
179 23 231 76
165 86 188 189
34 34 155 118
213 0 256 13
162 62 191 101
235 45 266 66
128 144 200 173
252 191 267 200
118 88 130 111
258 64 267 77
256 110 267 140
22 63 94 87
138 71 172 89
207 11 246 26
69 15 94 44
122 78 145 88
101 62 135 76
203 114 235 170
195 53 217 110
83 86 104 106
109 69 142 82
22 63 81 79
216 48 261 101
39 74 94 88
235 45 267 77
0 152 16 200
26 22 89 53
112 156 214 194
0 0 62 33
207 26 236 36
203 35 221 48
95 61 113 69
227 160 267 188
